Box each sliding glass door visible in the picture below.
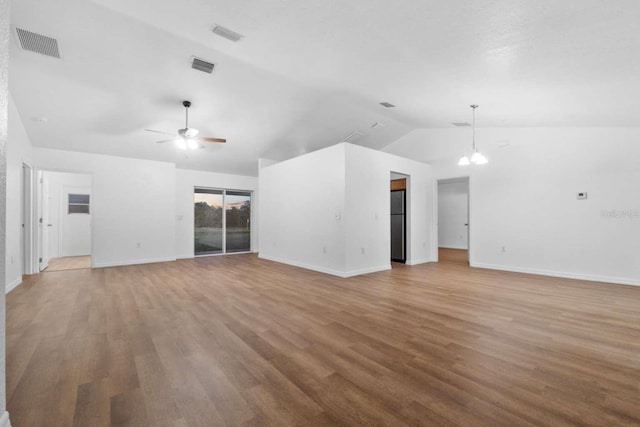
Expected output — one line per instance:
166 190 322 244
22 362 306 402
225 191 251 253
194 188 251 256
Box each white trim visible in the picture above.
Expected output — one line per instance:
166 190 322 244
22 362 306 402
406 258 436 266
177 250 257 260
0 411 12 427
343 264 391 278
93 257 176 268
6 276 22 294
260 255 390 278
437 245 468 250
472 262 640 287
259 254 346 277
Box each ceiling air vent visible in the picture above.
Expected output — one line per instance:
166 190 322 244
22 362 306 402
212 25 244 42
379 102 395 108
452 122 471 127
16 27 60 58
342 131 365 143
191 57 215 74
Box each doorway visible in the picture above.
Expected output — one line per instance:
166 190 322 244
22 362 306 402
194 188 252 256
437 177 469 265
37 171 93 272
22 163 35 275
390 172 409 263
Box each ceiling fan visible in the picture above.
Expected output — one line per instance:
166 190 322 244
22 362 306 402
145 100 226 150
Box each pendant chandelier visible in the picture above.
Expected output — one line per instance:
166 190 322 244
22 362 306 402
458 104 488 166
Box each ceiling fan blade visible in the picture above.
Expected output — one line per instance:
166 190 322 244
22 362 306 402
155 139 176 144
145 129 175 136
199 137 227 143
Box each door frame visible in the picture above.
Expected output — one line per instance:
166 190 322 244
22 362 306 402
34 168 95 270
434 176 471 264
193 187 254 257
390 172 410 264
22 162 37 275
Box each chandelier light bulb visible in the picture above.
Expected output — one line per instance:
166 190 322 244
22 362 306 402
187 138 199 150
457 104 488 166
176 138 188 150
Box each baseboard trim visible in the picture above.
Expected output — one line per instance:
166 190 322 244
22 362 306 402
0 411 12 427
259 254 347 277
406 258 437 266
438 245 468 250
93 257 177 268
472 262 640 287
5 277 22 294
343 265 391 278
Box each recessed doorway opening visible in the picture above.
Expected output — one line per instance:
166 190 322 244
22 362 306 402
37 170 94 272
390 172 409 264
437 177 470 265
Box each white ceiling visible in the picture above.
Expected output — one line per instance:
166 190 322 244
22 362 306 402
9 0 640 175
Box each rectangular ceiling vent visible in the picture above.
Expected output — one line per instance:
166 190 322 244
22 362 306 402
342 131 365 143
16 27 60 58
452 122 471 127
191 57 215 74
212 25 244 42
379 102 395 108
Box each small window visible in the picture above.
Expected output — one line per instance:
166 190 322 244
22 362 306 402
68 194 90 214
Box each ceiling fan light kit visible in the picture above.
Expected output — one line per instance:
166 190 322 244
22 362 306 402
145 100 226 150
458 104 488 166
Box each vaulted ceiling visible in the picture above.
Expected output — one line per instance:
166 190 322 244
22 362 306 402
9 0 640 175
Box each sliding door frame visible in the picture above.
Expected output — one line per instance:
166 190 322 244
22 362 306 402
194 187 253 257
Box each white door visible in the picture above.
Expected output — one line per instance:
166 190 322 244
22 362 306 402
60 186 92 256
37 171 50 271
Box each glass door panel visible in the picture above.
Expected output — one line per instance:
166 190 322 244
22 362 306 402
225 191 251 253
194 189 223 255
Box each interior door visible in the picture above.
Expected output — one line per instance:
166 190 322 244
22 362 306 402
37 171 50 271
61 186 92 256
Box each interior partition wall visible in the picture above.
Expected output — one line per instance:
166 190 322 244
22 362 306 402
194 187 251 256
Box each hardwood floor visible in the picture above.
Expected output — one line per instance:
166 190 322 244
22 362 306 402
45 256 91 272
7 254 640 426
438 248 468 265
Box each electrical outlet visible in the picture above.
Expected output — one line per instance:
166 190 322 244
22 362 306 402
361 247 365 255
137 242 141 248
323 246 327 254
501 246 506 253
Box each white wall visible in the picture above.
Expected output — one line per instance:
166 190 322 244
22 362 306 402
344 143 433 274
6 93 33 292
259 143 434 277
0 0 9 421
386 127 640 286
259 144 347 275
437 179 468 249
44 171 92 258
33 148 176 268
175 169 258 258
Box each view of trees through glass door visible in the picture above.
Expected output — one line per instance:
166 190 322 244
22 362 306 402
194 188 251 256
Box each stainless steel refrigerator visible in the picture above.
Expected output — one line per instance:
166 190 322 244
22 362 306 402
390 190 406 263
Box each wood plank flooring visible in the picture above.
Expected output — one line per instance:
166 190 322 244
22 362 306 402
45 256 91 272
438 248 468 265
6 254 640 426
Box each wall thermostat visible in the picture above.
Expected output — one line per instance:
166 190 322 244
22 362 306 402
577 192 588 200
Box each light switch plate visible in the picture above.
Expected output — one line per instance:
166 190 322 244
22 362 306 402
577 192 587 200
